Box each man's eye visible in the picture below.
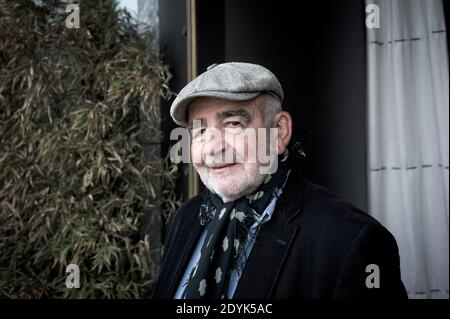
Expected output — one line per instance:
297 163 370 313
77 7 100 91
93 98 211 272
193 128 205 138
226 121 242 128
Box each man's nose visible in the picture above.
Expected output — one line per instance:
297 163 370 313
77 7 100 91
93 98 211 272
203 127 225 155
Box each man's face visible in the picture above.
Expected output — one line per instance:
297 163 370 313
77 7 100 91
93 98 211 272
188 97 270 203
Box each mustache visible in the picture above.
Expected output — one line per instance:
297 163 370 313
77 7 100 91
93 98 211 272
203 150 245 167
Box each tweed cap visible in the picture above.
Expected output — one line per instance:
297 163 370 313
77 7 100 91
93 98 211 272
170 62 284 126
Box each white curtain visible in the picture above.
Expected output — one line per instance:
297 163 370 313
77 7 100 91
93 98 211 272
367 0 449 299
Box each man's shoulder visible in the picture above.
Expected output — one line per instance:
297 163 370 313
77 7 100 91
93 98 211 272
162 194 203 253
282 175 400 267
285 175 389 241
167 194 203 228
304 180 379 226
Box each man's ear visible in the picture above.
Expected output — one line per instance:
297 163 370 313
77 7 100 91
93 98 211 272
273 111 292 155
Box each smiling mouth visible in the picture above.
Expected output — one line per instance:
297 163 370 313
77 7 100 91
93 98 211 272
208 163 236 170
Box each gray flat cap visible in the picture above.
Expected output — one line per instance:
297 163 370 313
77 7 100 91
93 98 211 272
170 62 284 126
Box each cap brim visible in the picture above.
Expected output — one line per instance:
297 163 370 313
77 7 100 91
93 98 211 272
170 91 261 126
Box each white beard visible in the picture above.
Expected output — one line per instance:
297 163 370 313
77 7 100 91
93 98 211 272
194 162 265 203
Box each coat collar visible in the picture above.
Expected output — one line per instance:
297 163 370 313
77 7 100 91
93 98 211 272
161 163 307 299
233 168 306 298
162 208 204 299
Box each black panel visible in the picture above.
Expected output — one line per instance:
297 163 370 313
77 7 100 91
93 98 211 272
197 0 225 73
223 0 368 210
159 0 189 208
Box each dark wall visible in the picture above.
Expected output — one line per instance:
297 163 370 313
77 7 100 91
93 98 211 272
224 0 368 210
197 1 225 73
158 0 189 219
159 0 187 158
160 0 368 211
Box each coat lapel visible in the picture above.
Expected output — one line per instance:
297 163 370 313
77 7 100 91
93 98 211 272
233 212 299 298
233 170 305 298
162 213 204 298
155 167 306 299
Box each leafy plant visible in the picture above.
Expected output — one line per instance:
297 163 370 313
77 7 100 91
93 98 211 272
0 0 175 298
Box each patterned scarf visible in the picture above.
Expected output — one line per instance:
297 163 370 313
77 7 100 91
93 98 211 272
183 152 291 299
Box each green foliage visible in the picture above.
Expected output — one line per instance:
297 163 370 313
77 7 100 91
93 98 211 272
0 0 175 298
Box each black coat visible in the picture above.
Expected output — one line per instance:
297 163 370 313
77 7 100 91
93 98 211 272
151 165 407 299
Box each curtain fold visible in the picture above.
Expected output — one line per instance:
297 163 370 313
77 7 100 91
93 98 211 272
366 0 449 299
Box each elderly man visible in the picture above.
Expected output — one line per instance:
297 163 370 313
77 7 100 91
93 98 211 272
151 62 407 299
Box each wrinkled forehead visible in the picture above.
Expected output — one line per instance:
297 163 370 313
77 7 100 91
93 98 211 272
187 97 257 125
